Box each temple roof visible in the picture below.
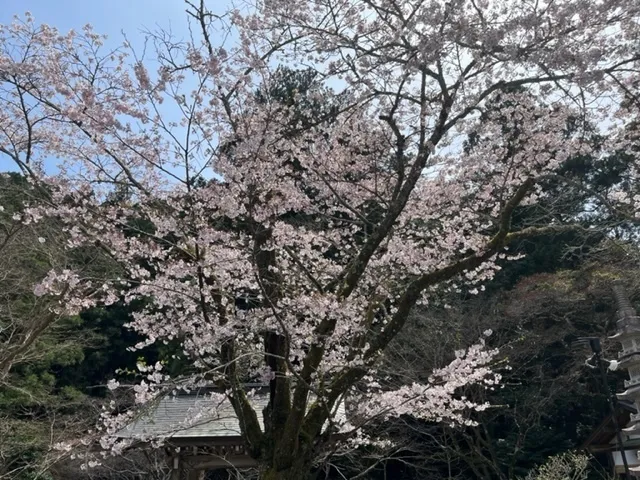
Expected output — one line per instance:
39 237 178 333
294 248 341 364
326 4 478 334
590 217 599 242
117 387 347 440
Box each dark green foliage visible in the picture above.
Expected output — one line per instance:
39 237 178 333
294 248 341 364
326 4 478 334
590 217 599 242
351 258 637 480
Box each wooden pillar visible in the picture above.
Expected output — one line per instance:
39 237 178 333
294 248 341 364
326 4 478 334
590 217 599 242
168 453 181 480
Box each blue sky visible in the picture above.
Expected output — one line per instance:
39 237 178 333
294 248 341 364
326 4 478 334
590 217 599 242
1 1 232 47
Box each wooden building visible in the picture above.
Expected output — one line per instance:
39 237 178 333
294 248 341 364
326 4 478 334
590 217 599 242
117 385 346 479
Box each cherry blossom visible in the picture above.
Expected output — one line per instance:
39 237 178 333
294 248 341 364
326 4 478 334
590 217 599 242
1 1 639 477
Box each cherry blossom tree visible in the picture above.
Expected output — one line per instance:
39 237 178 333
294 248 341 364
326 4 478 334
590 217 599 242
0 173 110 384
1 0 639 478
0 173 116 479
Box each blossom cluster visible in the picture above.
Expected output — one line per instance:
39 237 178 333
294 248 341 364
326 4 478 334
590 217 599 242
0 0 638 458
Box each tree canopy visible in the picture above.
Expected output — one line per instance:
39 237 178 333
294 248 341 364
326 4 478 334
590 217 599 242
0 1 639 479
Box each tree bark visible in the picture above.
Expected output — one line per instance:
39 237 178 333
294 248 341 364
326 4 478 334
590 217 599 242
259 460 314 480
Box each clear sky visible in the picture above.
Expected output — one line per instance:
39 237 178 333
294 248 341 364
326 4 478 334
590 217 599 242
0 0 232 49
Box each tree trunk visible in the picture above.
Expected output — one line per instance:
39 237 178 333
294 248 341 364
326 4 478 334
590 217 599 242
259 460 314 480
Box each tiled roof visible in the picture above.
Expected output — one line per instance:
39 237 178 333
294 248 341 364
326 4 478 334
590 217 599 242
117 387 347 440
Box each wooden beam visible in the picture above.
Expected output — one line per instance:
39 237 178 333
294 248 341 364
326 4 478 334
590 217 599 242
182 454 259 469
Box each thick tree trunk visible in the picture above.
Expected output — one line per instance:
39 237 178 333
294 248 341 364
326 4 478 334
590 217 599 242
259 462 314 480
